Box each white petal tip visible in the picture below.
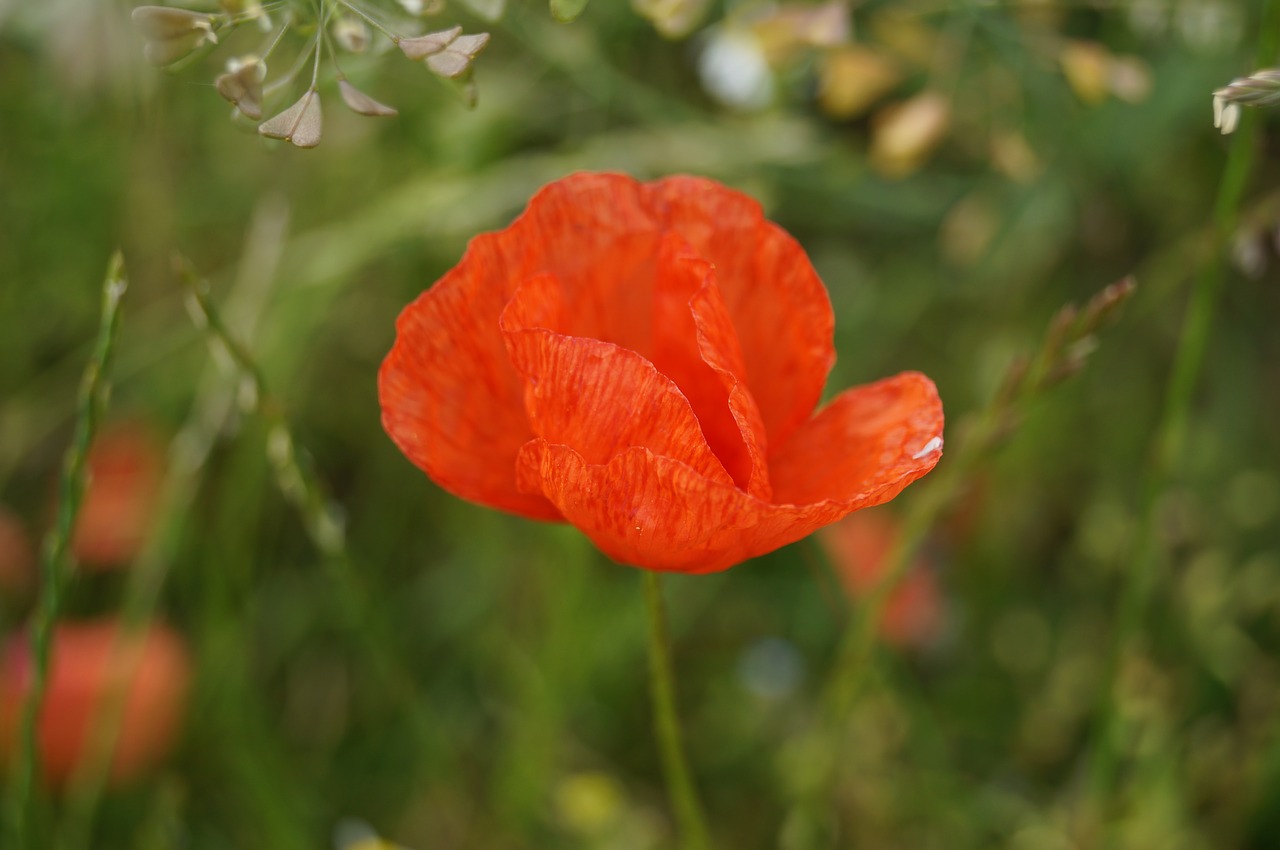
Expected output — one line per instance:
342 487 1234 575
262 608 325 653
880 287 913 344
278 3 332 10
912 436 943 460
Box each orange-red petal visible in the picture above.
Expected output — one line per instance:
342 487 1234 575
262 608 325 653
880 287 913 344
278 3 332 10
518 371 942 574
515 441 765 572
501 272 734 486
650 234 771 498
770 372 943 506
379 239 560 520
647 177 836 448
501 174 662 355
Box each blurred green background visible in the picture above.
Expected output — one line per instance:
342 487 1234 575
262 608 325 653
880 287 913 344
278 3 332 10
2 0 1280 848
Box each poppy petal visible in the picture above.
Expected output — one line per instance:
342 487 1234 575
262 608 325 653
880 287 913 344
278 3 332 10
379 237 560 520
769 372 944 507
515 441 762 572
646 177 836 448
501 273 734 486
518 439 930 574
507 174 661 356
651 233 771 499
377 174 674 519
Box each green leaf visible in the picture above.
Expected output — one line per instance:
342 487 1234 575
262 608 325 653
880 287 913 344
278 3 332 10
550 0 589 23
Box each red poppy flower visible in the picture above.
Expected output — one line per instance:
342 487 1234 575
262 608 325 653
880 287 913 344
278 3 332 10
380 173 943 572
0 507 34 594
0 620 190 787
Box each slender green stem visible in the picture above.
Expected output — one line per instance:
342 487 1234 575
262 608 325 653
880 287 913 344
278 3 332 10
787 278 1135 848
263 33 320 97
5 252 127 850
259 12 292 63
1086 0 1280 810
783 416 979 848
643 572 712 850
58 443 203 850
57 201 293 850
178 258 445 766
310 0 326 91
338 0 399 42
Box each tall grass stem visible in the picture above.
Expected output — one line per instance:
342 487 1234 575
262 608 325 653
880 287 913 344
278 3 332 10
57 201 292 850
789 278 1135 847
179 259 447 770
1087 0 1280 810
5 252 127 850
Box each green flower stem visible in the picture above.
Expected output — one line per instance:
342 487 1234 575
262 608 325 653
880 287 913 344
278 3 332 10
178 261 445 765
643 572 712 850
58 203 293 850
5 252 127 850
1087 0 1280 813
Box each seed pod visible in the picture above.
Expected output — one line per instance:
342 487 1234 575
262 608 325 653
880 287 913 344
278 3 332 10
338 80 398 117
259 90 323 148
426 32 490 78
132 6 217 67
398 26 462 60
215 57 265 120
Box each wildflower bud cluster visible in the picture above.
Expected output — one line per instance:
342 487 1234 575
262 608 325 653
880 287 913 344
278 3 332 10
1212 67 1280 134
131 1 492 148
988 277 1136 447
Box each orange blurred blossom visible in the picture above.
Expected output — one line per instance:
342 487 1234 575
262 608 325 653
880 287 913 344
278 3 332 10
820 508 944 648
0 620 190 787
70 421 165 570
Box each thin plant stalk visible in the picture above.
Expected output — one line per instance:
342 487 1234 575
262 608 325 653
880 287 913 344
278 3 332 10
337 0 398 41
57 201 292 850
783 403 988 848
643 572 712 850
826 277 1134 720
786 278 1135 847
1086 0 1280 811
178 258 446 769
4 252 127 850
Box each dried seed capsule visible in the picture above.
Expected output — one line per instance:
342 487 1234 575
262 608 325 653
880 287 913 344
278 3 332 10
259 90 323 148
132 6 217 66
425 32 490 78
338 80 398 117
215 56 265 120
398 26 462 60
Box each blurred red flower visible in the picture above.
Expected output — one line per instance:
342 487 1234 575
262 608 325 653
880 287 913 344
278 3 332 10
0 620 190 788
71 422 164 570
0 507 34 595
820 508 943 648
380 173 943 572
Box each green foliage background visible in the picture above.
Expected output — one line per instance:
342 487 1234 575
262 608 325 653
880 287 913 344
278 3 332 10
2 0 1280 848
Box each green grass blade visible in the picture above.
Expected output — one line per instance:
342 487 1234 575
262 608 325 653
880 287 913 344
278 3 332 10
5 251 127 849
177 257 447 771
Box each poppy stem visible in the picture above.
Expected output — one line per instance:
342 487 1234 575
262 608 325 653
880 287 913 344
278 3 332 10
643 572 712 850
